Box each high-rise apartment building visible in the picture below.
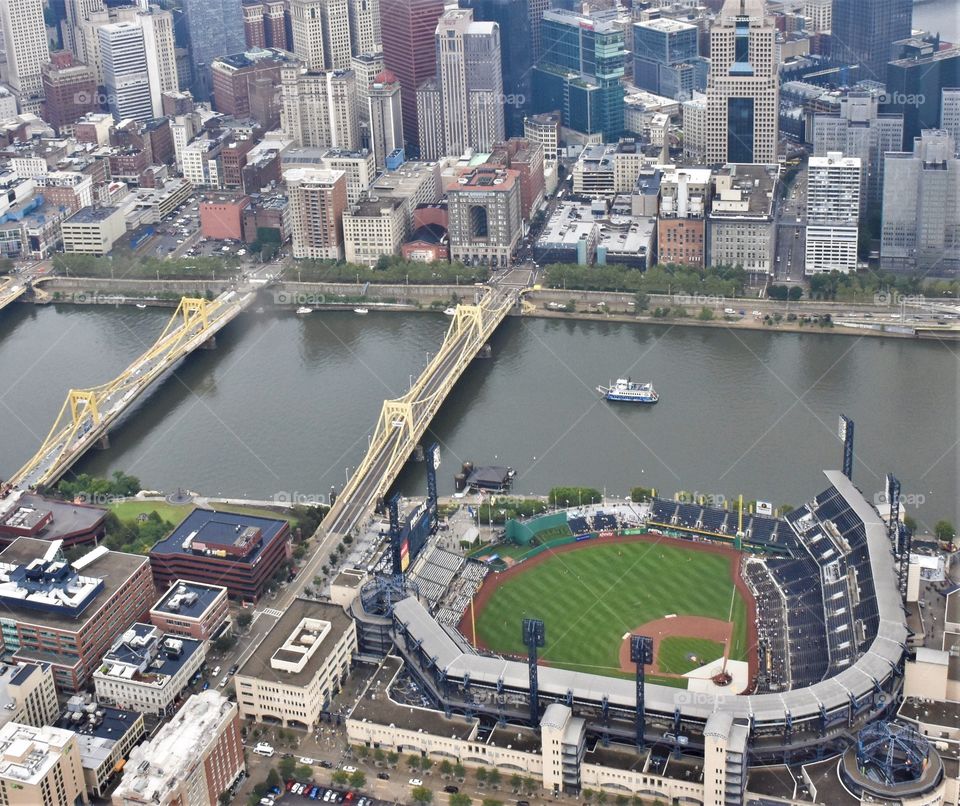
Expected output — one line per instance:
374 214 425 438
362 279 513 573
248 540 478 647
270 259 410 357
882 130 959 275
99 22 153 122
381 0 445 154
805 152 861 274
285 167 349 259
416 78 444 161
242 0 289 51
138 8 178 116
682 97 707 163
812 91 903 209
706 0 778 165
182 0 246 98
460 0 533 137
528 0 550 63
41 51 98 135
803 0 831 32
832 0 911 84
348 0 381 56
633 18 705 101
533 8 626 142
0 0 52 105
289 0 352 72
64 0 104 56
281 65 359 149
351 51 385 126
435 8 505 157
369 70 404 169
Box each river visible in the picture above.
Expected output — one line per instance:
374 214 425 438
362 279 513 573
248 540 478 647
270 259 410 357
0 304 956 531
912 0 959 43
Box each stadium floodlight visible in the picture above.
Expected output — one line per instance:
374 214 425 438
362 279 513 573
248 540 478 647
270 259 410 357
522 618 546 727
630 635 653 666
522 618 546 648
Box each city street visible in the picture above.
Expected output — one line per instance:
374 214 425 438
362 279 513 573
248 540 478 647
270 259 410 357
774 166 807 283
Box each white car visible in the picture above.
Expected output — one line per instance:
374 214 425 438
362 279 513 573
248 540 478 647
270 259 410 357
342 765 357 773
253 743 274 757
299 757 313 765
408 779 423 787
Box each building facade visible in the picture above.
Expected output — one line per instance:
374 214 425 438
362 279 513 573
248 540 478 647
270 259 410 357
706 0 778 165
181 0 246 98
436 9 506 158
805 152 861 274
833 0 911 84
111 692 243 806
882 130 960 276
707 163 779 279
368 71 405 170
41 52 98 135
149 580 230 641
0 663 59 731
658 167 711 267
447 166 522 267
0 723 87 806
0 0 51 105
235 599 357 730
381 0 446 154
280 66 359 150
98 22 152 122
633 18 705 101
285 167 349 259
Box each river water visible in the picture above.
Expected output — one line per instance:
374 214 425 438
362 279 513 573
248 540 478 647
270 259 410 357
0 305 956 530
912 0 959 43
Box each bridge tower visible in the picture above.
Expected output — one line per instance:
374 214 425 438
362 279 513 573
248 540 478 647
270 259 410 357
522 618 545 727
631 635 653 750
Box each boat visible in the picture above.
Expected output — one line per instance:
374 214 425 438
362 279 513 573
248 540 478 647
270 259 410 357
296 306 312 315
353 307 369 315
443 307 457 316
135 303 147 309
597 378 659 403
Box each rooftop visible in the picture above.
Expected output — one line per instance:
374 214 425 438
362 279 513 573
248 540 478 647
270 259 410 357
448 167 518 193
710 163 779 219
97 622 203 686
0 538 146 628
113 692 235 802
0 723 74 786
238 598 352 686
212 48 296 70
347 196 405 218
635 17 697 33
63 206 120 224
55 696 142 771
349 656 477 740
152 580 226 620
898 697 960 731
151 508 287 564
0 663 47 721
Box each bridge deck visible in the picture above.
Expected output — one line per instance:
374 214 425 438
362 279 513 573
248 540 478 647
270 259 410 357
9 290 255 491
322 290 515 537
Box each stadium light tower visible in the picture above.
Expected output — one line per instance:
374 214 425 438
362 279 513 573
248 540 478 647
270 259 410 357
522 618 546 727
630 635 654 749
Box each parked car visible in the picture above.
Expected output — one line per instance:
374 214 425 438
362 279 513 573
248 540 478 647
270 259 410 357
299 757 314 765
444 785 459 794
376 772 390 780
342 766 357 774
409 779 423 787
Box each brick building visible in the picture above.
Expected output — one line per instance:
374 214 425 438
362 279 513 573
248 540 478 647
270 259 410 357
41 51 97 135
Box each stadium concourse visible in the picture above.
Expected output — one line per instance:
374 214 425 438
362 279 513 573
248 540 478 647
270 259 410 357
340 467 960 805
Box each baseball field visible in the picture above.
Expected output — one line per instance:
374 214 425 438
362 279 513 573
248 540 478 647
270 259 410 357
467 536 754 688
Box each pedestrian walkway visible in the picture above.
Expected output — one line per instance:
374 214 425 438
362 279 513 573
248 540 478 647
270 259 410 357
262 607 285 619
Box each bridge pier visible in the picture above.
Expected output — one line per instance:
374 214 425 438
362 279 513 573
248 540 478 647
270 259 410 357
200 335 217 350
476 343 492 359
95 434 110 449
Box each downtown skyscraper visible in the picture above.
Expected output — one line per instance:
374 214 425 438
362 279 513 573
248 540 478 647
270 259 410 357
706 0 778 164
832 0 912 85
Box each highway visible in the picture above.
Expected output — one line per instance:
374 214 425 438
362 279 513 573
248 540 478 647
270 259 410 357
0 262 49 313
8 289 256 491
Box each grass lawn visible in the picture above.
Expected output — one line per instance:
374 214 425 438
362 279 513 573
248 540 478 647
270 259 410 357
109 499 291 525
474 540 750 681
657 637 726 676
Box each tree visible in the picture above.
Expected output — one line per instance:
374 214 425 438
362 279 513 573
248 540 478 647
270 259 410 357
420 757 433 772
450 794 473 806
510 773 522 792
787 285 803 301
373 747 385 763
349 770 367 789
440 760 453 777
480 800 503 806
698 306 714 321
354 745 369 759
903 514 917 534
487 768 501 788
596 791 607 804
583 788 595 802
295 765 312 780
266 768 281 788
616 796 628 806
411 786 433 805
935 520 956 548
408 755 422 772
332 770 349 786
523 776 537 794
279 756 296 779
634 290 650 312
218 792 232 806
213 634 235 654
475 767 488 785
453 762 466 780
236 612 252 630
387 751 399 766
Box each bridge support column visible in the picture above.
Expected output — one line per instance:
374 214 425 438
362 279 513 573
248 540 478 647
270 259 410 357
95 434 110 449
200 335 217 349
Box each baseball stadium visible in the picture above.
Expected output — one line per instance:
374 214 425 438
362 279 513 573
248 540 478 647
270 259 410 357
345 428 948 804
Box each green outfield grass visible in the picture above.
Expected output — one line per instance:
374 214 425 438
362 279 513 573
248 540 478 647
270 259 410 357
473 540 750 684
109 500 290 524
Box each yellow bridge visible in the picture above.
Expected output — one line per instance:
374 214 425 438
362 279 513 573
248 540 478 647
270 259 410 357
8 290 255 491
322 287 516 537
0 277 29 313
